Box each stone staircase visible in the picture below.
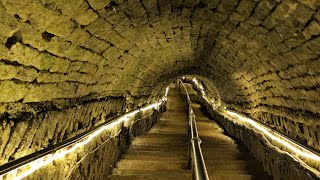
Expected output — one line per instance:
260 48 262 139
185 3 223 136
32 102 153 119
108 85 271 180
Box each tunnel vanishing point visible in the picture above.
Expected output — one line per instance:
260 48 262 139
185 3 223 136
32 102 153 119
0 0 320 179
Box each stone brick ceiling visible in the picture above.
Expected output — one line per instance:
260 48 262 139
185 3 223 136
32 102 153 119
0 0 320 157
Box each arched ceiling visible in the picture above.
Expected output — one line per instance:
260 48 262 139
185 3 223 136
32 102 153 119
0 0 319 148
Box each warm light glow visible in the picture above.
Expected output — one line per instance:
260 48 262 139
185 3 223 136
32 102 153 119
189 77 320 176
224 110 320 162
192 78 205 96
0 100 165 180
165 86 170 97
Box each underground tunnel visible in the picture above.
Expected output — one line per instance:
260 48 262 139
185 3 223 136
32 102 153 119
0 0 320 179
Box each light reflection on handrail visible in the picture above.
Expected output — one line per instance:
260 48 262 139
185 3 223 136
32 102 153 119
178 80 209 180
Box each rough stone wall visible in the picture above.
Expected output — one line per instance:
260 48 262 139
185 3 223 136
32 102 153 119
200 1 320 150
0 97 125 165
0 0 319 167
22 107 162 180
199 96 317 180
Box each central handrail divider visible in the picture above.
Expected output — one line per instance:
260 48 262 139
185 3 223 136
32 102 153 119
178 80 209 180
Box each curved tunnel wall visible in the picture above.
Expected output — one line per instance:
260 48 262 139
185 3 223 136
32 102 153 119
0 0 319 165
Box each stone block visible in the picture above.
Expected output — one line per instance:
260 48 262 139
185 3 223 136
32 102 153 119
45 16 74 38
201 0 219 9
253 0 277 20
66 27 90 46
128 0 147 17
0 81 28 102
79 62 98 74
297 0 320 10
49 57 71 73
263 1 298 29
291 3 314 26
87 0 111 10
23 84 56 102
302 21 320 39
236 0 256 19
20 24 49 51
47 37 71 57
86 18 112 38
102 46 124 60
74 2 98 25
0 9 21 38
68 61 84 72
183 0 200 7
15 66 38 82
82 36 103 52
9 43 54 70
217 0 239 13
0 63 17 80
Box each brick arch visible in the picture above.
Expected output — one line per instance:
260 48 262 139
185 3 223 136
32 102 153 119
0 0 319 164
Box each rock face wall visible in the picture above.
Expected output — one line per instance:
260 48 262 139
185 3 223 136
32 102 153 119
0 97 126 165
0 0 319 170
7 104 163 180
196 93 317 180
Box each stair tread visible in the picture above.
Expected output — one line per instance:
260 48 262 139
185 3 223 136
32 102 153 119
108 87 270 180
108 174 191 180
121 154 188 160
115 160 188 170
109 172 252 180
112 169 191 175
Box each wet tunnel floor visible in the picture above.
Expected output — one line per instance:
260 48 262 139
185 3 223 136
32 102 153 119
108 84 271 180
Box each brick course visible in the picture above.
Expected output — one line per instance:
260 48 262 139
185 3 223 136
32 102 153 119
0 0 319 176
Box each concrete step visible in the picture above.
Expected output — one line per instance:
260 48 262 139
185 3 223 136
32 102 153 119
121 154 187 161
205 159 247 165
131 139 187 145
129 144 188 149
138 133 188 139
124 149 242 161
113 172 250 180
115 159 188 170
152 122 187 128
161 111 186 115
123 150 188 159
208 174 252 180
112 169 191 176
132 135 188 141
205 161 248 171
154 120 187 124
150 127 187 132
148 128 187 134
130 143 188 148
126 147 187 153
108 173 192 180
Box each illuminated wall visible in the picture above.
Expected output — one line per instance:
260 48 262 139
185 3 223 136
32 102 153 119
0 0 319 176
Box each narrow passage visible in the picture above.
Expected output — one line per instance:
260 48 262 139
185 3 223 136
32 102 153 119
109 84 270 179
109 84 191 179
186 84 271 180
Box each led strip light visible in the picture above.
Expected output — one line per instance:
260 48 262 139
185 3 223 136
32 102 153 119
224 110 320 161
0 87 169 180
188 78 320 177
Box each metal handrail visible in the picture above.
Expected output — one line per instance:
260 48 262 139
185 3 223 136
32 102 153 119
178 80 209 180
